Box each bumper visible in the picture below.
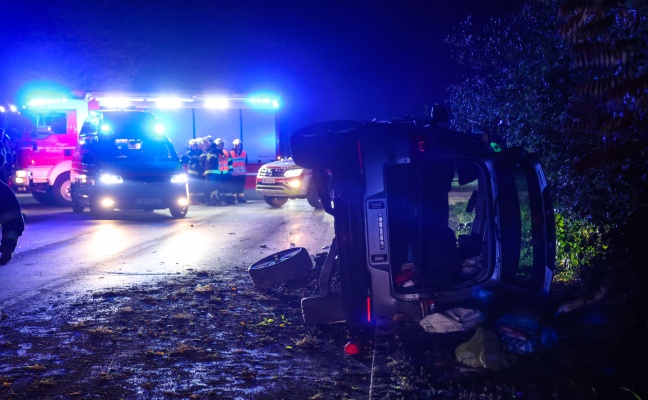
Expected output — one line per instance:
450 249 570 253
255 176 309 198
76 182 189 210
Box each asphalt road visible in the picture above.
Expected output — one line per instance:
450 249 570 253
1 193 335 307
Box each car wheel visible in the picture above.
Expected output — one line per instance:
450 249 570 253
31 190 55 205
306 183 323 209
264 196 288 208
52 172 72 206
248 247 312 290
301 293 347 325
169 204 188 218
72 202 84 213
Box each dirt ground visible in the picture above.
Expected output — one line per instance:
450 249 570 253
1 255 647 400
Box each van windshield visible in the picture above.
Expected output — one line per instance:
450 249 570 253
99 137 179 162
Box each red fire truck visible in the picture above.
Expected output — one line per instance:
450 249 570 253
10 92 281 205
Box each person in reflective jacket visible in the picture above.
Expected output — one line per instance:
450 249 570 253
229 139 248 203
0 179 24 265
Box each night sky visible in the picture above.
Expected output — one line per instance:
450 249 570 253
1 0 519 134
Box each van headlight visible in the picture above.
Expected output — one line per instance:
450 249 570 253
99 174 123 184
284 168 303 178
171 173 188 184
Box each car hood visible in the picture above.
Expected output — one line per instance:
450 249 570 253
262 159 298 169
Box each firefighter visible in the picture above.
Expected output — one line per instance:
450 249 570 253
229 138 248 203
0 128 8 184
0 179 24 266
201 135 212 152
202 138 229 205
186 139 205 204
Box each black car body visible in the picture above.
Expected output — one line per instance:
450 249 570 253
291 120 556 326
70 110 189 219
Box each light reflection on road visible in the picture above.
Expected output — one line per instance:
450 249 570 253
90 223 132 258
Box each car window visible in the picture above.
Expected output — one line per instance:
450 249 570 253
99 137 178 162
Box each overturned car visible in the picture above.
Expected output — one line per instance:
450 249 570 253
286 119 556 327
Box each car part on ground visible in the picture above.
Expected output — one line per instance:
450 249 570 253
248 247 313 290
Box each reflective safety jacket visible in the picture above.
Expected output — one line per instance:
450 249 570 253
229 150 247 176
0 180 24 252
203 148 230 175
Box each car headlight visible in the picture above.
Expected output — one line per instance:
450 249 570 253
284 168 303 178
171 173 188 183
99 174 123 184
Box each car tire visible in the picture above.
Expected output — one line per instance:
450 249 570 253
263 196 288 208
301 293 347 325
31 190 55 205
52 172 72 206
248 247 312 290
169 204 188 218
72 202 84 213
306 183 323 209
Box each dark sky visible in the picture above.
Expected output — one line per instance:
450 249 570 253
0 0 519 133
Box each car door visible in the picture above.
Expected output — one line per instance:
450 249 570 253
492 149 556 295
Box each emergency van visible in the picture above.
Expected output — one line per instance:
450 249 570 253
70 110 189 219
10 92 281 206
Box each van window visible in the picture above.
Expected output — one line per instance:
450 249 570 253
99 138 179 162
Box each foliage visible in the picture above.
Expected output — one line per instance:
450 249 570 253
554 213 607 282
444 0 648 281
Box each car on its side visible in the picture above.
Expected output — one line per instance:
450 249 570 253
70 110 189 219
287 119 555 327
255 158 322 208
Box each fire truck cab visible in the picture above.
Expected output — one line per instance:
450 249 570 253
12 99 89 205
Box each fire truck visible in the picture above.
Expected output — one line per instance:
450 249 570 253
10 92 281 205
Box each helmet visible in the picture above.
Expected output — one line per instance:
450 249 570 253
195 137 204 145
203 135 212 141
188 139 196 145
215 138 224 145
232 139 242 146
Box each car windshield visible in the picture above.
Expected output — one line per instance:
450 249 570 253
98 137 179 162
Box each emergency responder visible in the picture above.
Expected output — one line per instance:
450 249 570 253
0 179 24 266
202 138 229 205
0 128 9 184
201 135 213 152
186 139 205 204
229 138 248 203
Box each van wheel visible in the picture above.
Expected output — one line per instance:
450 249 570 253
52 172 73 206
306 184 323 209
248 247 312 290
169 204 188 218
264 196 288 208
301 293 347 325
72 202 84 213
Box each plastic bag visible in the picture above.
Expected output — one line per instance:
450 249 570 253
455 327 516 369
419 307 485 333
495 314 559 354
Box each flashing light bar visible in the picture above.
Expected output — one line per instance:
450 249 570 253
87 92 281 110
102 97 132 109
204 98 230 109
26 98 69 107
